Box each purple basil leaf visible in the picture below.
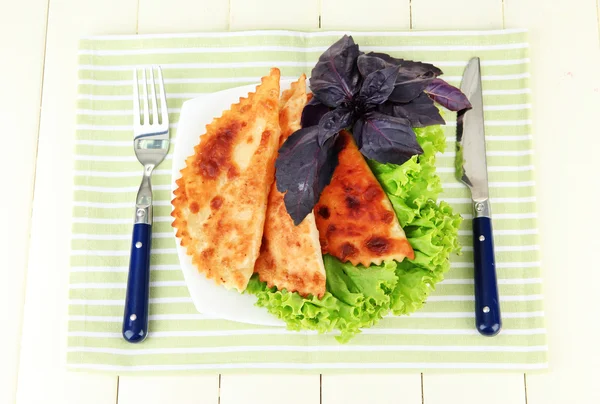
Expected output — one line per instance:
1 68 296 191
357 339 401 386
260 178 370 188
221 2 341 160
398 59 443 76
357 54 388 77
378 93 445 127
365 52 404 66
388 59 444 103
318 107 354 146
359 53 442 102
309 35 361 108
301 97 330 128
275 126 340 225
361 53 434 102
388 84 428 103
359 66 400 105
353 112 423 165
424 78 472 111
367 52 443 76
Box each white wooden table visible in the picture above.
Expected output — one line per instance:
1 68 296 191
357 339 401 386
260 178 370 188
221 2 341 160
2 0 600 403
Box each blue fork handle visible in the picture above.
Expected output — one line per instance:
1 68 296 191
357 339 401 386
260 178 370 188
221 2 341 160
122 223 152 343
473 217 502 336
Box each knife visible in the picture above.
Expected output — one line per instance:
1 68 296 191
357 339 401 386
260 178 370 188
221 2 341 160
456 57 502 336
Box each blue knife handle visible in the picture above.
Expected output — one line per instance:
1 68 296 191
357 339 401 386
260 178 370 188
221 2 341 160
122 223 152 343
472 217 502 336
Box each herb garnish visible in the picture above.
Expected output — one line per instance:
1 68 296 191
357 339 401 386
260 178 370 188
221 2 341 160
275 35 471 225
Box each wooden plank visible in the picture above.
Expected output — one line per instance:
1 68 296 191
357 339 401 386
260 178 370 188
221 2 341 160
411 0 503 30
504 1 600 402
224 5 323 403
423 374 525 404
413 0 525 401
118 375 219 404
116 3 231 404
320 0 411 30
322 374 422 404
597 0 600 41
230 0 320 30
138 0 229 33
318 3 415 404
15 1 137 403
220 374 320 404
65 373 119 404
0 2 48 403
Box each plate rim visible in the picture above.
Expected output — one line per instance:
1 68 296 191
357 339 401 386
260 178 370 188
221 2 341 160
169 79 298 327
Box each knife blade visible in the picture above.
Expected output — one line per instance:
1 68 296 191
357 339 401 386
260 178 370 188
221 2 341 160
456 57 502 337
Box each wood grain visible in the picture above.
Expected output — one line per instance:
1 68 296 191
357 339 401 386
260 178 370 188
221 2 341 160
320 0 410 30
423 374 525 404
129 2 228 402
411 0 503 30
138 0 229 33
15 1 137 403
322 374 422 404
64 373 119 404
412 1 528 402
220 374 320 404
215 2 320 402
504 1 600 402
230 0 320 30
118 375 219 404
317 4 418 403
317 2 419 403
12 0 600 403
0 2 49 402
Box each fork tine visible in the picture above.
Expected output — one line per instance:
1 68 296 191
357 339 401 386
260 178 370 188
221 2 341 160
142 68 149 125
157 66 168 126
133 69 140 126
150 67 158 125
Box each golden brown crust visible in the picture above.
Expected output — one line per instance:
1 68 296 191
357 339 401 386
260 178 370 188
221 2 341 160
314 131 415 266
172 68 281 292
278 75 307 142
254 75 327 298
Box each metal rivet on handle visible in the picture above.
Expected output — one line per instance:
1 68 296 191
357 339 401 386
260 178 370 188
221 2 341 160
475 202 484 212
479 235 485 241
483 306 490 313
135 241 142 248
137 209 145 217
130 314 137 321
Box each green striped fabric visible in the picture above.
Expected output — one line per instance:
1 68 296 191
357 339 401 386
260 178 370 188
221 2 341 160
68 29 546 373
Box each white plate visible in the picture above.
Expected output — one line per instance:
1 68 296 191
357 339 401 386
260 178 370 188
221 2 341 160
171 79 298 327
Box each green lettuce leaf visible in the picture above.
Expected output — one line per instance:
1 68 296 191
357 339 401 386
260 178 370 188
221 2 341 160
246 124 462 342
246 257 397 343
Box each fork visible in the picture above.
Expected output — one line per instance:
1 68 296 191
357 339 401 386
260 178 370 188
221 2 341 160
122 66 170 343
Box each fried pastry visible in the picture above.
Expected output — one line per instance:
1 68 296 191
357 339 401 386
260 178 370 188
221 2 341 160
172 68 281 292
314 131 415 267
254 75 327 298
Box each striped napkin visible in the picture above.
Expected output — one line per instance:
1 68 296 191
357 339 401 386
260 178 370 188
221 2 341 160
68 29 546 373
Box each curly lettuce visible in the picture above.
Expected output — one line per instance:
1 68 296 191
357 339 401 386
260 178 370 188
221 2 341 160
247 257 397 343
246 124 462 342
